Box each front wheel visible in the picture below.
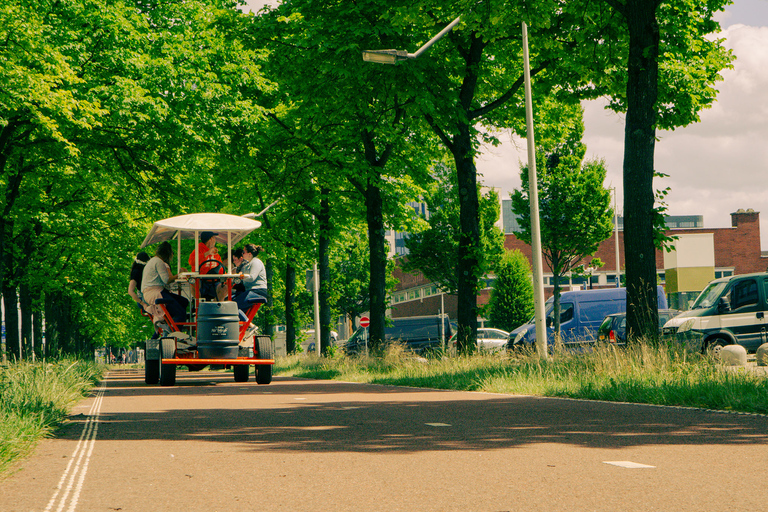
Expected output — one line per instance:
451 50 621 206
145 359 159 385
255 335 273 385
233 364 250 382
159 338 177 386
705 338 728 358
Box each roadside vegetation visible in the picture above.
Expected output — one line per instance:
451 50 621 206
275 342 768 415
0 360 103 479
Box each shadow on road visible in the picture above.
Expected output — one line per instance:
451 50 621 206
62 368 768 455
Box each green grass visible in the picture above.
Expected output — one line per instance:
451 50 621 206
0 360 104 479
275 342 768 415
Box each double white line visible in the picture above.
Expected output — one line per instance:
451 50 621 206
44 379 107 512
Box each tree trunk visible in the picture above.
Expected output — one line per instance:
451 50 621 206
454 131 480 353
623 0 661 342
451 32 485 354
19 282 33 360
366 181 387 352
3 286 20 361
284 257 297 354
319 189 332 355
263 259 274 337
45 293 76 358
552 274 562 345
33 299 44 360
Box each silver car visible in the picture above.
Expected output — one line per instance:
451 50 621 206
449 328 510 353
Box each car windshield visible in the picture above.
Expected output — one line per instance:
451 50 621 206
690 282 728 309
347 328 366 344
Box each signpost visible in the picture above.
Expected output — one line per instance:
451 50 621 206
360 316 370 354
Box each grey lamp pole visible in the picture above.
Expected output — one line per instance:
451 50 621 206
522 21 548 358
362 15 461 63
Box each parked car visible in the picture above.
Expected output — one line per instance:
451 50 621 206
302 329 339 353
448 328 510 353
597 309 680 345
663 272 768 354
343 316 452 355
507 286 669 350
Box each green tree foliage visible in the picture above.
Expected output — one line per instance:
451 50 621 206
1 0 271 358
328 227 397 337
404 163 504 296
484 250 534 333
252 0 439 352
511 108 613 337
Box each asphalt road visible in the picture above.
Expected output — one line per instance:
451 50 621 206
2 368 767 512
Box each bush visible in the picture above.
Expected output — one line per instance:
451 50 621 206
485 249 535 332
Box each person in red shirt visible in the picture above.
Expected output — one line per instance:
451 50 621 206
188 231 226 300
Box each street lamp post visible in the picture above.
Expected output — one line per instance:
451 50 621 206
521 21 548 358
363 15 547 357
362 16 462 64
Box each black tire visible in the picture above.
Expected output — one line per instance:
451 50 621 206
233 364 250 382
145 359 159 385
255 335 273 385
159 338 177 387
705 338 728 357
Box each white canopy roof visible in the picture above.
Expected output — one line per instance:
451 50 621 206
140 213 262 248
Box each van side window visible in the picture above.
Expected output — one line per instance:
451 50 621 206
765 280 768 307
546 303 573 325
728 279 759 311
579 300 623 323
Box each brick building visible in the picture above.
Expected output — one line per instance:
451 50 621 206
390 209 767 320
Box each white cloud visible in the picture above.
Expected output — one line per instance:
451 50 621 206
478 23 768 250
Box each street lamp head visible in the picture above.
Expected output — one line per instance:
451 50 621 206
361 49 409 65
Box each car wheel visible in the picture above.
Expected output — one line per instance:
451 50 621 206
233 364 250 382
159 338 177 387
705 338 728 357
255 335 273 385
144 359 159 385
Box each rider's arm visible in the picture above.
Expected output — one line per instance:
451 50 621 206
128 279 148 309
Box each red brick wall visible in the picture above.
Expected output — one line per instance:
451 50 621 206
505 211 766 275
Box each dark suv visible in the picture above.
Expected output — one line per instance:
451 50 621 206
343 316 452 355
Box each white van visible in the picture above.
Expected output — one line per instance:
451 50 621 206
662 272 768 353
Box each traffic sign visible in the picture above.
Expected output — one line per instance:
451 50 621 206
360 316 370 328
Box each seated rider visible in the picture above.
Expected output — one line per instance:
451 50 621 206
231 248 246 295
234 244 268 336
188 231 226 301
141 241 189 327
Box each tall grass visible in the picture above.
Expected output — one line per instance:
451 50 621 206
0 360 103 478
275 342 768 415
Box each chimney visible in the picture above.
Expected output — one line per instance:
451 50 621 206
731 208 758 227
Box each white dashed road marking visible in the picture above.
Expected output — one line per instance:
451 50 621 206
604 460 656 469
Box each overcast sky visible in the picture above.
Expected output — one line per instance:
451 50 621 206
244 0 768 249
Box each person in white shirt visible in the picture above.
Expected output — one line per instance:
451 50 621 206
141 241 189 326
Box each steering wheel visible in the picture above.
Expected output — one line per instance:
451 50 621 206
199 259 225 275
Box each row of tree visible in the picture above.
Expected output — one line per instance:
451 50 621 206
1 0 733 360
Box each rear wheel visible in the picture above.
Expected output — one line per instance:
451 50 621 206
255 335 273 385
145 359 159 384
159 338 177 386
